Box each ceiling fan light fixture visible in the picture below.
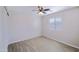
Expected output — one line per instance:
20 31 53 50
33 6 50 15
38 12 44 15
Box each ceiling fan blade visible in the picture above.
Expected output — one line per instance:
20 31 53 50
44 9 50 11
38 6 40 8
42 11 46 14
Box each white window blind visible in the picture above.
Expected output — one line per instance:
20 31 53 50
49 17 62 31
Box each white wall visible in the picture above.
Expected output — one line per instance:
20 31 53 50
42 7 79 49
0 7 3 51
8 14 42 44
0 7 9 51
0 6 42 51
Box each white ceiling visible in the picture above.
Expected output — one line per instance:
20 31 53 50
6 6 74 16
43 6 74 15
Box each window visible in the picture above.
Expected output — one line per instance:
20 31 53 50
49 17 62 31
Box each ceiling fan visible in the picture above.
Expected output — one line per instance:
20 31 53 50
33 6 50 15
